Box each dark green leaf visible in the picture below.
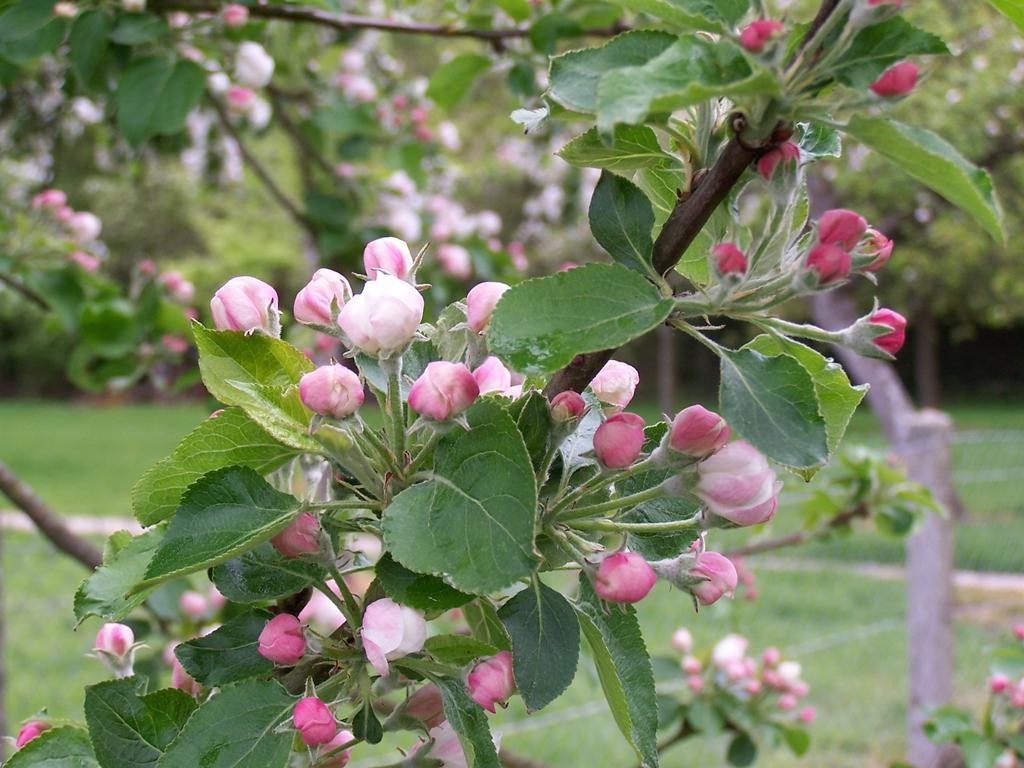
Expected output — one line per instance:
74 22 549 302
829 18 948 89
727 732 757 766
352 703 383 745
463 600 512 651
529 13 583 54
4 726 99 767
115 56 204 145
601 0 747 31
175 610 275 686
589 171 656 277
498 581 580 711
424 634 500 665
426 53 490 110
434 677 501 768
79 299 139 357
211 542 324 604
0 0 57 42
506 391 554 472
107 12 167 45
68 10 110 86
376 553 474 611
74 527 164 621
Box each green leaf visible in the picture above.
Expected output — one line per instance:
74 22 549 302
718 347 828 470
424 634 500 665
426 53 491 111
843 116 1004 243
175 611 274 686
74 527 164 621
115 56 204 145
433 677 501 768
4 726 99 768
602 0 747 31
596 36 780 136
987 0 1024 33
529 13 583 54
782 726 811 756
829 18 948 89
574 576 659 768
139 466 301 591
79 300 139 357
381 401 539 594
156 680 295 768
498 581 580 711
744 335 867 461
210 542 324 604
634 165 687 226
0 0 57 42
375 553 474 611
506 390 554 472
548 31 676 115
132 407 299 526
493 0 530 21
68 10 110 86
727 732 758 766
463 600 512 651
488 263 674 375
84 679 197 768
107 12 168 45
557 390 603 476
559 125 677 174
192 325 321 452
959 733 1004 768
589 171 656 277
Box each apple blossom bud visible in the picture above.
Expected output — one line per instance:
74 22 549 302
210 276 280 335
53 2 77 16
757 140 800 181
96 623 134 658
467 651 516 713
805 243 852 285
235 41 274 88
299 364 364 419
762 646 781 667
319 728 355 768
818 209 868 251
294 696 337 746
271 511 322 557
681 656 702 675
1014 623 1024 640
221 3 248 26
594 551 657 603
54 205 74 223
671 627 693 654
437 244 472 280
294 268 351 325
466 281 510 333
159 270 195 303
226 85 255 114
258 614 306 665
712 634 748 668
869 308 907 355
712 242 748 275
594 412 646 469
687 675 705 693
739 19 784 53
472 356 512 395
405 683 446 728
798 706 816 724
862 229 894 271
870 61 919 96
337 274 423 356
363 237 413 280
171 655 200 695
70 250 101 272
208 585 227 611
550 391 586 421
996 751 1019 768
31 189 67 209
590 360 639 410
423 722 472 767
778 694 798 711
990 674 1010 693
409 361 479 420
361 598 427 676
15 721 50 748
179 590 209 619
689 551 738 605
669 405 731 457
67 211 102 242
696 441 781 526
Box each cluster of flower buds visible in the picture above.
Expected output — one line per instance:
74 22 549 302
293 694 355 767
29 187 104 261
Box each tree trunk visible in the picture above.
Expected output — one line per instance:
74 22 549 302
914 306 942 408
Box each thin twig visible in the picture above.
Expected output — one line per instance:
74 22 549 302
267 86 337 180
722 503 868 560
0 272 50 311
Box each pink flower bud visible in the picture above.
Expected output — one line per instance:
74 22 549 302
594 551 657 603
863 229 894 271
95 622 134 657
870 61 919 96
466 281 510 333
687 675 705 693
590 360 639 410
798 706 817 724
294 268 351 325
818 209 868 251
437 244 472 280
681 656 702 675
53 2 77 16
869 308 907 355
424 722 470 767
210 275 280 334
669 405 731 457
337 274 423 356
550 391 586 421
472 356 512 395
672 627 693 654
221 2 248 26
159 270 195 303
696 441 781 526
990 674 1010 693
409 361 479 420
361 598 427 676
467 651 516 713
70 250 101 272
689 551 739 605
319 728 355 768
179 590 209 619
271 511 322 557
299 364 364 419
67 211 102 242
15 721 50 748
712 242 748 275
739 19 784 52
294 696 337 746
1014 623 1024 640
805 243 852 285
226 85 255 113
171 655 200 695
406 683 446 728
778 693 798 711
208 585 227 611
594 412 646 469
54 205 74 223
31 188 66 209
364 237 413 280
757 140 800 181
258 613 307 665
762 646 781 667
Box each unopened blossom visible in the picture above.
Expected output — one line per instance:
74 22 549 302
210 276 279 335
438 244 472 280
687 675 705 693
869 309 907 355
594 412 645 469
818 209 868 251
95 623 134 658
806 243 852 285
405 683 446 728
990 673 1011 693
712 634 748 669
299 365 364 419
590 360 639 410
713 242 748 275
31 189 66 209
271 511 322 557
337 274 423 356
671 627 693 654
423 722 469 768
226 85 255 114
294 268 351 325
319 728 355 767
179 590 209 619
363 236 413 280
258 614 306 665
689 551 739 605
739 19 784 52
15 721 50 749
863 228 894 272
762 646 781 667
681 656 702 675
69 250 100 272
466 281 510 332
669 405 730 457
361 598 427 676
467 651 516 713
171 655 200 695
594 551 657 603
695 441 781 526
408 361 479 420
235 41 274 88
53 2 77 16
870 61 919 96
293 696 337 746
66 211 102 242
757 140 800 181
550 391 586 421
221 3 248 26
472 356 512 395
159 270 195 303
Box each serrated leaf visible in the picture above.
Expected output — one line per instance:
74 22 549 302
843 117 1004 243
433 677 501 768
424 634 500 665
589 171 656 277
488 263 674 375
175 611 274 686
719 348 828 470
601 0 747 32
506 391 554 472
4 726 99 768
84 679 197 768
498 581 580 711
132 407 299 525
210 542 324 604
559 125 677 174
426 53 491 111
463 600 512 651
575 576 659 768
829 17 948 89
115 56 204 145
138 467 301 591
75 527 164 621
156 680 295 768
381 401 538 594
375 553 474 611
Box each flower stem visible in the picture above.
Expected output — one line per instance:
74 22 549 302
567 515 702 534
326 562 362 630
559 484 667 521
386 369 406 464
551 457 659 519
310 499 382 511
403 426 445 478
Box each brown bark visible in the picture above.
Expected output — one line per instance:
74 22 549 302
914 306 942 408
